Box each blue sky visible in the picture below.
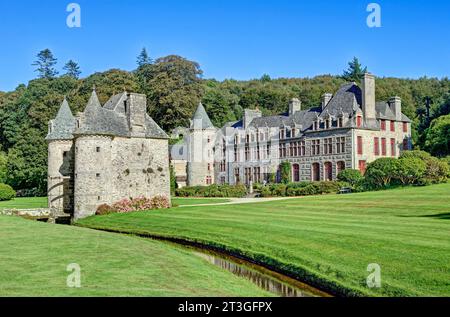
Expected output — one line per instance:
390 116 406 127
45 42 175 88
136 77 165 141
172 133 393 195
0 0 449 91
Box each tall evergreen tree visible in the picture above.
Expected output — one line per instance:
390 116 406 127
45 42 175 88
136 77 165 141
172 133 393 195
32 49 58 79
342 57 368 82
63 60 81 79
137 47 153 67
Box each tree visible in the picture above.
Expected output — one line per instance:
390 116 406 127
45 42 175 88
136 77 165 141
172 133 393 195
280 161 291 184
395 157 426 185
32 49 58 79
63 60 81 79
364 158 399 188
424 114 450 157
141 55 204 131
337 169 363 187
137 47 152 67
342 57 367 82
0 152 7 183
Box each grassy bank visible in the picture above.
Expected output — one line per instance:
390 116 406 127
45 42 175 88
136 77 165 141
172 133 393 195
0 216 271 296
78 183 450 297
0 197 47 210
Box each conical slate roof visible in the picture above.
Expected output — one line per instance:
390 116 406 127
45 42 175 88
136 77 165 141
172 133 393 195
191 103 214 129
73 90 168 139
45 97 76 141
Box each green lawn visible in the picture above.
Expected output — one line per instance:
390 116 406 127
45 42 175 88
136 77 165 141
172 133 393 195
0 216 271 296
0 197 47 210
172 197 231 206
0 197 227 210
77 183 450 297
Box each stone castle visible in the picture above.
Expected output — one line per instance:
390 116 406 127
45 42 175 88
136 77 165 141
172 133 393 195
46 89 170 220
173 73 412 187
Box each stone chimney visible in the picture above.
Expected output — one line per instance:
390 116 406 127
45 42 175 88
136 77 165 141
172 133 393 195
361 73 376 120
127 93 147 137
289 98 302 115
243 109 262 129
322 93 333 110
388 96 402 121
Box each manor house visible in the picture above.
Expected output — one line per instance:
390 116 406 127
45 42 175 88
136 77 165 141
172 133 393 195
173 73 412 187
46 89 170 220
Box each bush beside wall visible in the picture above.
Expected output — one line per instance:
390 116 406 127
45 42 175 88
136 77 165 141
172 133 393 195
0 183 16 201
175 184 247 198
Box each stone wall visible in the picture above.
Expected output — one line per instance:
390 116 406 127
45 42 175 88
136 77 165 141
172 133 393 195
47 140 74 214
73 135 170 220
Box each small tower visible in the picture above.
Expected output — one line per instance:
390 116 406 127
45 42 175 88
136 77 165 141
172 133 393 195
73 88 113 220
45 97 76 216
187 103 217 186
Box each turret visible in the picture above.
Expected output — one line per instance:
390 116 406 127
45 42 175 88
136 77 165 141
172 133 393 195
46 97 76 215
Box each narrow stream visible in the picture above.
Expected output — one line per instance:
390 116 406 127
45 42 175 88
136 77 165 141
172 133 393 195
174 243 331 297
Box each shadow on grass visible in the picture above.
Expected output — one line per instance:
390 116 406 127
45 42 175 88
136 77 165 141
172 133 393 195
398 213 450 220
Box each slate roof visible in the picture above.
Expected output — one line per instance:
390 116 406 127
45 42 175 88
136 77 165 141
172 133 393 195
48 90 168 140
221 82 411 132
191 103 215 129
45 97 76 141
319 83 362 118
376 101 412 122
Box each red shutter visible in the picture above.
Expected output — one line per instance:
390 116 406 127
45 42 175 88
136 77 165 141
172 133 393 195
381 120 386 131
381 138 387 156
374 137 379 156
391 138 396 157
357 136 363 155
357 116 362 127
403 122 408 133
358 160 367 174
390 121 395 132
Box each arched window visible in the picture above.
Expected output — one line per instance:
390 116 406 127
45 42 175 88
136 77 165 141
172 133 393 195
337 161 346 175
312 163 320 182
293 164 300 182
324 162 333 181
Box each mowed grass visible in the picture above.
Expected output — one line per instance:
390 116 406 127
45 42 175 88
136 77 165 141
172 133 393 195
172 197 231 206
0 197 227 209
0 216 271 296
0 197 47 210
78 183 450 297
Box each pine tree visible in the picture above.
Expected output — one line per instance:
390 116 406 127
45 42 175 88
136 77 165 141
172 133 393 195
63 60 81 79
136 47 153 67
342 57 367 82
32 49 59 79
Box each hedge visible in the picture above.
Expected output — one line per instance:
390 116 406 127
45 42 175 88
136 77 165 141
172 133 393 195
175 184 247 198
0 183 16 201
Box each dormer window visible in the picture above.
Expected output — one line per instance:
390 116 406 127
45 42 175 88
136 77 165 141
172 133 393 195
124 100 128 113
96 147 100 153
325 119 330 129
356 116 362 128
279 129 285 140
292 128 296 138
313 121 318 131
338 117 343 128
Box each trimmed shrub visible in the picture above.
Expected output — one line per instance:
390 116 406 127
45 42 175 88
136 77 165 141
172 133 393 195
365 158 399 189
422 157 449 184
150 195 171 209
395 157 427 185
0 183 16 201
175 184 247 198
95 204 114 216
337 169 363 187
400 150 432 161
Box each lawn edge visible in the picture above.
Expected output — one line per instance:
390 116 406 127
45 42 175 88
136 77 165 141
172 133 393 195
75 222 369 297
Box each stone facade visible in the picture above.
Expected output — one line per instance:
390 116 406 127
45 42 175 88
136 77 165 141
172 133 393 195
46 91 170 220
173 73 412 187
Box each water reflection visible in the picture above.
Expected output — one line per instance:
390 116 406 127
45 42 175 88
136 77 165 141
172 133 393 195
193 251 327 297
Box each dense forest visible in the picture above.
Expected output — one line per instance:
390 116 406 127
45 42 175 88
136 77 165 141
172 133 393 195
0 50 449 195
